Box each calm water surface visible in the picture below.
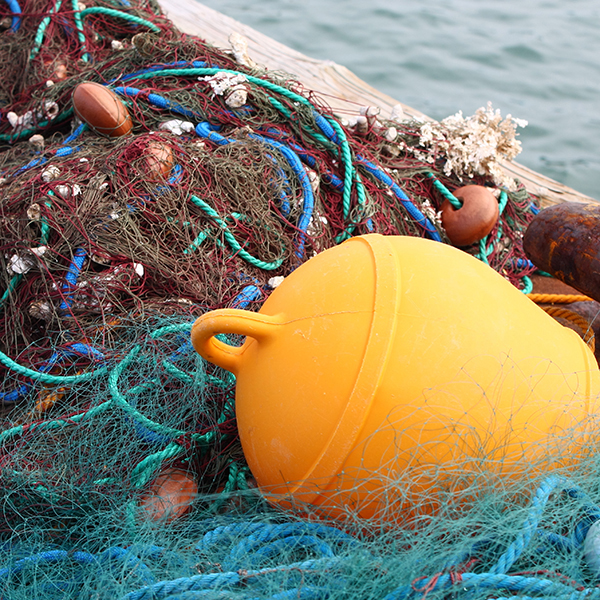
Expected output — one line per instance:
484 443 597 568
199 0 600 199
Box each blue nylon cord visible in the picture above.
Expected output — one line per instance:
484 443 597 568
195 123 313 259
357 157 442 241
114 86 202 120
58 247 87 312
3 0 21 31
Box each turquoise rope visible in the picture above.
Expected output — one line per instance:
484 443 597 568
71 0 89 62
187 195 285 270
0 400 113 444
520 275 533 294
129 68 361 232
129 442 185 487
108 345 186 438
0 347 107 385
267 95 332 148
0 109 73 142
29 0 64 60
0 274 23 311
427 173 462 209
79 6 160 32
477 190 507 265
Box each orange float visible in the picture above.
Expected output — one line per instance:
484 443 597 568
72 81 133 138
191 234 600 522
144 140 174 181
139 467 198 522
441 184 499 246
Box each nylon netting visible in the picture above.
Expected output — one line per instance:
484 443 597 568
2 0 600 598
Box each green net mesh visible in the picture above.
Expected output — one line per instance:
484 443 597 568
2 0 600 597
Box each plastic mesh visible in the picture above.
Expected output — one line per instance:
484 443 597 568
2 0 600 598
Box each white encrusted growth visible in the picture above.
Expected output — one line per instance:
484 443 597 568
415 102 527 190
159 120 195 136
228 32 258 69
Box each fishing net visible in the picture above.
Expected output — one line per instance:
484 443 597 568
2 0 600 597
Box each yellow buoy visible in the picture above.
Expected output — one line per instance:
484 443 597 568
191 234 600 522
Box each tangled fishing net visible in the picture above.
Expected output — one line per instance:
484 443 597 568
2 0 600 597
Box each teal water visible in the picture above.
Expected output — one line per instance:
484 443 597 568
198 0 599 199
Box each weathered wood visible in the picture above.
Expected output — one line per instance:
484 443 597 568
159 0 597 207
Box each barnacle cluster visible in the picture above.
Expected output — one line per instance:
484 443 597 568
415 102 527 190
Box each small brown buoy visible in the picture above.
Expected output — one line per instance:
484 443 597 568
139 467 198 522
144 140 174 181
440 185 499 246
72 81 133 137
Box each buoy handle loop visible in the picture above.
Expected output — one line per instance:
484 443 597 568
191 309 282 375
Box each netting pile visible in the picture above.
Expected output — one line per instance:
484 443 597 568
2 0 600 598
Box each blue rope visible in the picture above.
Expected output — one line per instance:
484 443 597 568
114 86 202 120
357 158 442 241
195 123 313 259
259 127 344 192
58 247 87 313
247 133 314 259
231 284 262 309
3 0 21 31
118 557 343 600
490 476 565 574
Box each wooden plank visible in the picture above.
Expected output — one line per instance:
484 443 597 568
159 0 597 207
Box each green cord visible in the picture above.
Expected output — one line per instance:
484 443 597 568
0 399 113 444
129 442 185 488
521 275 533 294
108 345 186 438
29 0 64 60
71 0 89 62
187 195 285 270
267 96 332 148
427 173 462 209
79 7 160 33
0 348 108 385
0 109 73 142
131 68 362 234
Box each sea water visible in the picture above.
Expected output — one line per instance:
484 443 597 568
198 0 599 200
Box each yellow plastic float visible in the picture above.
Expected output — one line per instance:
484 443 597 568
191 234 600 522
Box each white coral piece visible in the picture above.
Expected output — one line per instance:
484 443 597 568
200 72 248 96
416 102 527 190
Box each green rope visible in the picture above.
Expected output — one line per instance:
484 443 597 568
267 96 332 148
130 68 362 233
29 0 64 60
476 190 507 265
326 117 356 222
187 195 285 270
151 322 193 338
130 442 185 488
0 347 107 384
79 6 161 33
184 229 212 255
0 274 23 311
521 275 533 294
108 345 186 438
0 109 73 142
427 173 462 209
1 199 52 313
0 400 113 444
72 0 89 62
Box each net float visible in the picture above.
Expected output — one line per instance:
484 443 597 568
139 467 198 522
191 234 600 523
524 202 600 303
144 140 174 181
441 184 499 246
72 81 133 137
